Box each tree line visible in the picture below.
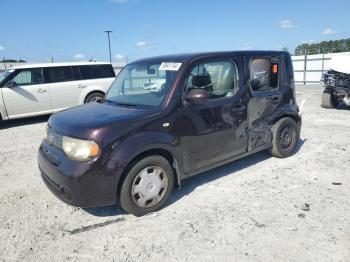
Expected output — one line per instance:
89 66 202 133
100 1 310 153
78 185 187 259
294 38 350 56
1 59 26 63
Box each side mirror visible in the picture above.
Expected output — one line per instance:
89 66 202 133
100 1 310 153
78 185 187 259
185 88 209 104
6 81 18 88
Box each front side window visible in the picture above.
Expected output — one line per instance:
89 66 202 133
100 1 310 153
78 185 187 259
105 62 179 107
10 68 43 86
185 61 239 100
250 56 279 92
44 67 74 83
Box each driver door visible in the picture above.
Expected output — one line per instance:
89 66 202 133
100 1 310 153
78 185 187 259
2 68 52 119
176 58 248 174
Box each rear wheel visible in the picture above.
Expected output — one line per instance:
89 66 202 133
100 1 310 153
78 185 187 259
119 156 174 216
322 90 336 108
270 117 300 158
85 92 104 103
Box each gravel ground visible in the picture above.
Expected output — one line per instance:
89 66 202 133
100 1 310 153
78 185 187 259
1 85 349 262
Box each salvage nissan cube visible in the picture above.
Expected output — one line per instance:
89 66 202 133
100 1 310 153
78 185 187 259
38 51 302 216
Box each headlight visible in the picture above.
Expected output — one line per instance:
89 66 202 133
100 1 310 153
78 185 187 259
62 136 100 161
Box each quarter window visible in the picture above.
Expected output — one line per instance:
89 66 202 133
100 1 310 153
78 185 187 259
250 56 279 92
11 68 43 86
45 67 74 83
79 65 115 80
185 61 239 100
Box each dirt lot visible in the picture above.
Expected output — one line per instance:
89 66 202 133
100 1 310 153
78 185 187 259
0 84 349 262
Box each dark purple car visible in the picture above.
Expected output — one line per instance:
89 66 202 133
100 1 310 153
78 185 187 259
38 51 301 216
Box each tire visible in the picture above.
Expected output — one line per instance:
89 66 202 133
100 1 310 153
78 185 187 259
85 92 104 103
270 117 300 158
119 156 175 216
322 91 335 108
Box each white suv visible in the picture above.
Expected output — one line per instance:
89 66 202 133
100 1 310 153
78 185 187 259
0 62 116 120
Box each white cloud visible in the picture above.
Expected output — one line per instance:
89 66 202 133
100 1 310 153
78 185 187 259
279 19 295 29
301 40 315 44
136 41 149 48
73 53 85 59
240 43 253 50
322 28 337 35
0 45 4 51
115 54 124 59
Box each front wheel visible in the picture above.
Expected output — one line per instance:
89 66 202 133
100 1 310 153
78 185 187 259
270 117 300 158
119 156 174 216
322 90 337 108
85 92 104 103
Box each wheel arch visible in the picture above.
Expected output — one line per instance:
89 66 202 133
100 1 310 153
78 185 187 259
271 113 301 126
116 147 181 198
84 90 105 103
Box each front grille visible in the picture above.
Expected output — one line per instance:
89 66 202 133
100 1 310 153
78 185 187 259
47 128 62 148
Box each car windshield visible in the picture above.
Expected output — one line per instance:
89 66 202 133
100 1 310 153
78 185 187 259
105 62 180 107
0 71 10 83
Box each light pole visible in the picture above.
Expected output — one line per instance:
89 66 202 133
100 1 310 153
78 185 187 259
104 30 112 63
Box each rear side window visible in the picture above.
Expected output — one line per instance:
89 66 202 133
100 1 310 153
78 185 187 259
11 68 43 86
79 65 115 80
250 56 279 92
45 67 74 83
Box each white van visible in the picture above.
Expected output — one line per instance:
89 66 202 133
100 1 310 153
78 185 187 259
0 62 116 120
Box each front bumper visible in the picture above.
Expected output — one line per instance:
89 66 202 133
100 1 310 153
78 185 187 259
38 142 118 208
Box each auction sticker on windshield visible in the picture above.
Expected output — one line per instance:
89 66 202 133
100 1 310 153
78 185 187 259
159 62 182 71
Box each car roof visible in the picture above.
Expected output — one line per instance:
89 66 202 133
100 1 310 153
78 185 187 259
11 62 112 70
130 50 287 64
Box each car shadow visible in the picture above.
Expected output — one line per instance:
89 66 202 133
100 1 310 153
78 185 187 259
169 138 307 206
0 115 50 129
335 103 350 111
295 138 306 154
83 205 125 217
168 150 271 206
83 138 306 217
320 101 350 111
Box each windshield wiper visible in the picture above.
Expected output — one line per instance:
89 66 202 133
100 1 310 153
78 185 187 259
104 99 138 107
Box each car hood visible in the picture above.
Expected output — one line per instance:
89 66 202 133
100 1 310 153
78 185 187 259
49 102 156 140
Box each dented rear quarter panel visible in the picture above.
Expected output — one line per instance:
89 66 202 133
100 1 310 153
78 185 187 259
244 52 300 151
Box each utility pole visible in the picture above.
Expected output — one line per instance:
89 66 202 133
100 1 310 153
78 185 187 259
104 30 112 63
3 57 6 71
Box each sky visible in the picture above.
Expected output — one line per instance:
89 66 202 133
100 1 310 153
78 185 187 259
0 0 349 63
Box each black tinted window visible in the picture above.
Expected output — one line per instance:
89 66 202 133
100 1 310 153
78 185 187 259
72 66 81 80
250 56 279 92
79 65 115 80
45 67 74 83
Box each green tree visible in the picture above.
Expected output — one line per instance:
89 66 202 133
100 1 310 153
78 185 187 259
0 59 27 63
294 38 350 55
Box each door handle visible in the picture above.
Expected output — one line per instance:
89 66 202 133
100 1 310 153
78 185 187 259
36 88 47 93
78 85 86 88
